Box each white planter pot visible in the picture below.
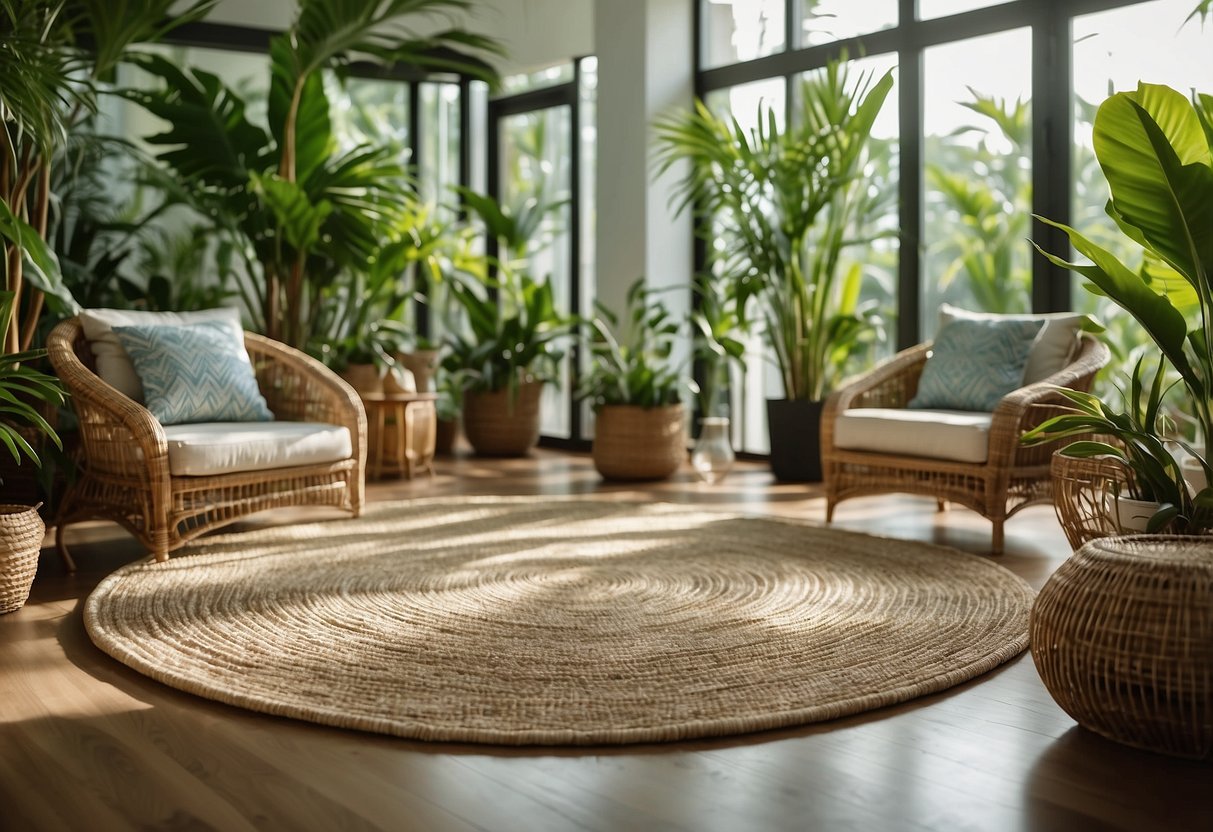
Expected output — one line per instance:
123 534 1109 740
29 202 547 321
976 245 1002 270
1109 494 1162 533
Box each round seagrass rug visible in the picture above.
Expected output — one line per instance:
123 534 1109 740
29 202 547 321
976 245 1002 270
85 497 1035 745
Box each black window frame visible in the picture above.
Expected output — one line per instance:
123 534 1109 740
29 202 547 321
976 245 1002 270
693 0 1149 350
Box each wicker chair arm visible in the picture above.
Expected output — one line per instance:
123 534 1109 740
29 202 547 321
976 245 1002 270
243 332 367 461
46 318 171 483
987 334 1111 469
825 343 932 417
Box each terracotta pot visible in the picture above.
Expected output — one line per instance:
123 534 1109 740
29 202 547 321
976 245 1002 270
1 504 44 614
592 404 685 481
339 363 383 396
462 381 543 457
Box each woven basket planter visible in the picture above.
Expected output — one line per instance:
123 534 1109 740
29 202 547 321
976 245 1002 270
592 404 685 481
462 381 543 457
1051 451 1143 549
1 504 45 614
1031 535 1213 759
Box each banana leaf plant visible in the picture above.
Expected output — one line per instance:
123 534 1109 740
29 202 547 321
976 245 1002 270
579 279 686 411
653 57 894 401
0 0 215 355
1029 82 1213 532
123 0 503 351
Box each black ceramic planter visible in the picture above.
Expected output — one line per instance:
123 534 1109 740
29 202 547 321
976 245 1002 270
766 398 824 482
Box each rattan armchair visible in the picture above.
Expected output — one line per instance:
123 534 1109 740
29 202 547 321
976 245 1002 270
47 317 366 569
821 333 1109 553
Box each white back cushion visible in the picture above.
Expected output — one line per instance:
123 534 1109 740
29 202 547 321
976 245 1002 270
79 308 243 401
939 304 1088 385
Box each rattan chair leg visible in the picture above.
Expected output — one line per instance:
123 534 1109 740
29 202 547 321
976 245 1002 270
825 500 836 523
991 520 1005 555
937 499 948 512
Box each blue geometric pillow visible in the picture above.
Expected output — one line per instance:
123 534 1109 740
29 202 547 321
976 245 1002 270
908 318 1044 412
112 321 273 426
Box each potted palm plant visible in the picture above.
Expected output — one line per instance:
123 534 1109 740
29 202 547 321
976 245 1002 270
654 58 894 481
1027 82 1213 534
579 279 687 481
123 0 502 352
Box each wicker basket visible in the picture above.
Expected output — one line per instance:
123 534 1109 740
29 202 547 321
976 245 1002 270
592 404 686 481
1 504 45 614
1052 451 1142 549
462 381 543 457
1031 535 1213 759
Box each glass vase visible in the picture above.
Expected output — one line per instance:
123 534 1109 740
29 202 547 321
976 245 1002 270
691 417 735 484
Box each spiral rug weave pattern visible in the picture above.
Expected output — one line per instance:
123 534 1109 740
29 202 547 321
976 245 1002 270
85 497 1034 745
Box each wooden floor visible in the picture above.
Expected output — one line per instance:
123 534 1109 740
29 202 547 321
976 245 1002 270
2 449 1210 831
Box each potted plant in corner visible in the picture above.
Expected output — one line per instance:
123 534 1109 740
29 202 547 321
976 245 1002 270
444 268 573 456
1025 81 1213 535
654 58 894 481
0 292 67 613
580 279 687 481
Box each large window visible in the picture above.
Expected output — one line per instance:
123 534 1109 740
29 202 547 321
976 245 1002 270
1071 0 1213 391
696 0 1210 454
921 27 1032 336
490 58 597 445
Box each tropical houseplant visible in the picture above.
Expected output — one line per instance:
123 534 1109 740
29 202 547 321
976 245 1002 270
123 0 502 352
1 0 215 359
1 0 211 510
1027 82 1213 534
0 291 66 613
444 266 572 456
442 184 571 456
579 279 687 481
654 57 894 480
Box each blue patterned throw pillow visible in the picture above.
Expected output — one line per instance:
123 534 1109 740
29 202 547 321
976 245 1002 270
112 321 274 425
908 317 1044 412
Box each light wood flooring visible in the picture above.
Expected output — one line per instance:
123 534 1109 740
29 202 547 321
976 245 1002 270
2 450 1210 831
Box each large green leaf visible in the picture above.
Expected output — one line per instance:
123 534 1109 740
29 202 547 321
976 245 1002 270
268 34 334 183
1093 84 1213 284
122 53 272 191
73 0 219 78
1032 215 1194 383
251 172 332 251
0 199 77 312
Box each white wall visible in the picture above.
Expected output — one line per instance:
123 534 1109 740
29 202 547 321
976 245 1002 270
202 0 593 74
593 0 693 317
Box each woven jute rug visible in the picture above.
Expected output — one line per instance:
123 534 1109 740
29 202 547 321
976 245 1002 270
85 497 1034 745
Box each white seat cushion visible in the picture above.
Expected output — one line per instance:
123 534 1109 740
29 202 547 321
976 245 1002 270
833 408 994 464
161 422 353 476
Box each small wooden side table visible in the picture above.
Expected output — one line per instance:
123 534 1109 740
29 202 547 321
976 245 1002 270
361 392 439 480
